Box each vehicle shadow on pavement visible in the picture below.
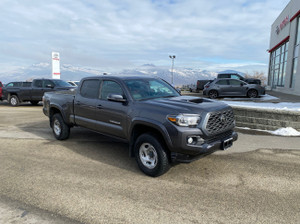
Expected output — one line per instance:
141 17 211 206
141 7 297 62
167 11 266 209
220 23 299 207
17 121 141 175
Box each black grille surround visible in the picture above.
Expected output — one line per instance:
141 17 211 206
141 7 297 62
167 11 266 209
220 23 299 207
203 109 235 136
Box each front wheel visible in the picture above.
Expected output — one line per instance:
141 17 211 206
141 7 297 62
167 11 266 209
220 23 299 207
134 133 170 177
51 113 70 140
9 95 20 106
247 89 258 98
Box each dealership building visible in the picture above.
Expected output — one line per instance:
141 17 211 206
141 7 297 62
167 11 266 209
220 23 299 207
268 0 300 96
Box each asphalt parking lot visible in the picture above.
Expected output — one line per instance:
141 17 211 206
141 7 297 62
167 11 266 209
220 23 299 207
0 102 300 224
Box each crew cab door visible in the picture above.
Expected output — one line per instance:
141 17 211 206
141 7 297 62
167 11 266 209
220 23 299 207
31 80 44 101
74 79 100 130
94 80 128 139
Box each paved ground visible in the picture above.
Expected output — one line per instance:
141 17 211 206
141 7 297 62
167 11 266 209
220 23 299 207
0 103 300 223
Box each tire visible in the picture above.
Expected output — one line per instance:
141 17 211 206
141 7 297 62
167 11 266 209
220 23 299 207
247 89 258 98
134 133 170 177
30 101 39 105
51 113 70 140
208 90 218 99
9 95 19 106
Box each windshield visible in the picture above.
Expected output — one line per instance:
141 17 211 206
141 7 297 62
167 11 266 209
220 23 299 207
52 80 73 87
124 79 180 101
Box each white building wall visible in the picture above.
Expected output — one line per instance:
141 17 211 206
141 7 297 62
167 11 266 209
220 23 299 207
269 0 300 96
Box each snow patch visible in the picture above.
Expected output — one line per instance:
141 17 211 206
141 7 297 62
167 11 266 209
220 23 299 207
238 127 300 136
268 127 300 136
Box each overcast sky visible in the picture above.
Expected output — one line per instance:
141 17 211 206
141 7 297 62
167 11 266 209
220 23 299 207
0 0 291 74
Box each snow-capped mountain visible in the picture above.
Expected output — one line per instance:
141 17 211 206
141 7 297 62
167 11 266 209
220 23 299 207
0 63 222 86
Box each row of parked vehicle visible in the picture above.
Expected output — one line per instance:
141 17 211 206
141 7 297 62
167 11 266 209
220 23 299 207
0 79 79 106
195 73 265 99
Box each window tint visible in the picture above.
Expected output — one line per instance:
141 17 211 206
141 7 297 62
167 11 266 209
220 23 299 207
22 82 32 87
44 80 54 88
100 81 123 100
218 74 229 78
216 80 228 85
33 80 43 88
125 79 179 100
229 80 242 85
52 79 73 87
6 83 14 87
231 75 241 80
80 79 100 98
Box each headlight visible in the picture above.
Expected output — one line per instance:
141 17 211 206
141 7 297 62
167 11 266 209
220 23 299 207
167 114 200 127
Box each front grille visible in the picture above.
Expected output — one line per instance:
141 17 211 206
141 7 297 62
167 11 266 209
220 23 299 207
205 109 235 136
206 130 233 144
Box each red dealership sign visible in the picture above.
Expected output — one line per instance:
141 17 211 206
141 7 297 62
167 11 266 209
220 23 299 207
276 16 290 35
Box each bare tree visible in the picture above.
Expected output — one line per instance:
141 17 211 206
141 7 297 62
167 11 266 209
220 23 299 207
245 71 267 86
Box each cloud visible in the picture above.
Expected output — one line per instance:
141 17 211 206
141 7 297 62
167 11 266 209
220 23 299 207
0 0 290 73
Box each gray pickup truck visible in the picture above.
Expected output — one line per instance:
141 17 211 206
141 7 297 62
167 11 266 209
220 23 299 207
43 76 238 177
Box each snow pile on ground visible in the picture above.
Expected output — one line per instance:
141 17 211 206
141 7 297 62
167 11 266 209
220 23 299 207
239 127 300 136
223 94 278 102
268 127 300 136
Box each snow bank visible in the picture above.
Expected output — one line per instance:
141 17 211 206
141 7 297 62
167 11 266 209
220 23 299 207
268 127 300 136
238 127 300 136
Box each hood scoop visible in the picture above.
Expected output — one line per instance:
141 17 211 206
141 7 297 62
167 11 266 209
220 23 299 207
170 96 211 104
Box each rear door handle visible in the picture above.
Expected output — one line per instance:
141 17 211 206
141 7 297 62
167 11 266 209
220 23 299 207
97 104 103 109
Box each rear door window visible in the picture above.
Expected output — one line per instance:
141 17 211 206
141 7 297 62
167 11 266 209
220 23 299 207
229 80 242 86
216 80 228 85
33 80 43 88
80 79 100 99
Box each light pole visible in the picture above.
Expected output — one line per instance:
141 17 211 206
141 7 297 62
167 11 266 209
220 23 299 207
169 55 176 85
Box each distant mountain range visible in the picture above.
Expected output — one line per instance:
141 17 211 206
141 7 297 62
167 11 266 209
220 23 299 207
0 63 243 86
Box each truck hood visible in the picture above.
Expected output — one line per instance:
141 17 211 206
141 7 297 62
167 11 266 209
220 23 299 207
142 96 230 114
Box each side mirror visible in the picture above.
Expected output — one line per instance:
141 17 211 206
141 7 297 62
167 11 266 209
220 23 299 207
107 94 126 103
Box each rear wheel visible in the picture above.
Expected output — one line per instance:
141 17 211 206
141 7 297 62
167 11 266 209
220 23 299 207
51 113 70 140
208 90 218 99
134 133 170 177
9 95 19 106
247 89 258 98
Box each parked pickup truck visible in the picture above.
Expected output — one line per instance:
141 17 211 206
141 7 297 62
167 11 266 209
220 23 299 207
43 76 238 177
3 79 75 106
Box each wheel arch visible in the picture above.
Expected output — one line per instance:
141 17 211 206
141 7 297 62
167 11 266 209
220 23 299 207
49 105 69 128
129 121 172 158
208 89 219 97
247 88 258 97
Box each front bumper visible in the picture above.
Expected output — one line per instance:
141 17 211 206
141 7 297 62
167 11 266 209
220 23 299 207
169 128 238 163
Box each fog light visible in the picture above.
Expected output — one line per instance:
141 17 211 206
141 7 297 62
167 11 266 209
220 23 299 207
187 136 205 146
187 137 194 144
